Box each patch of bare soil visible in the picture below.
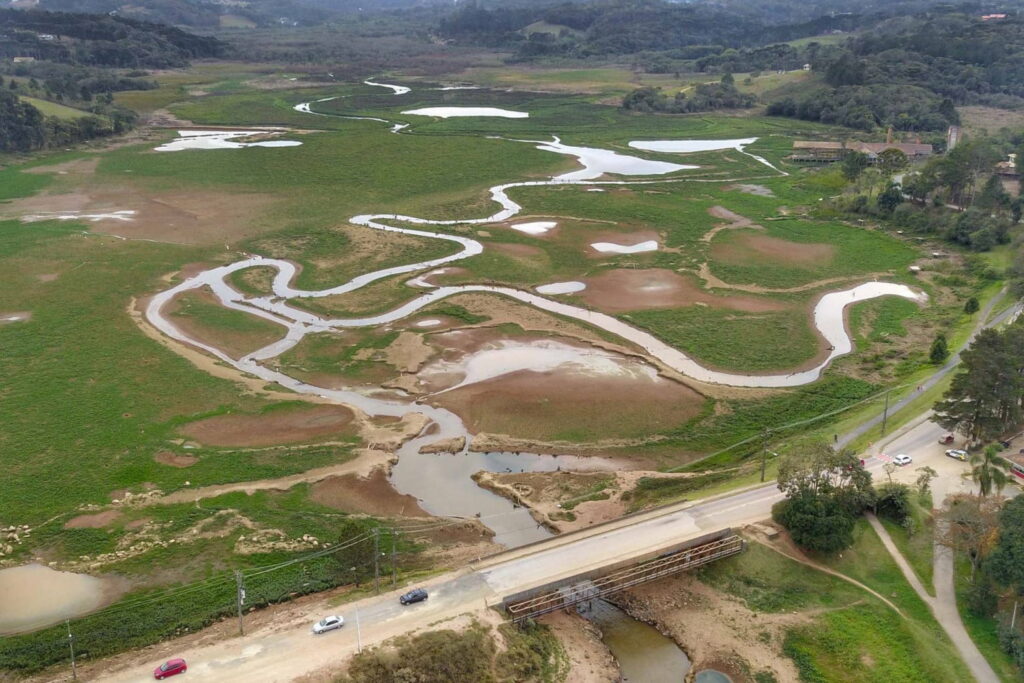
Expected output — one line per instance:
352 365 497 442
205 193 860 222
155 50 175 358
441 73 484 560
64 510 123 529
0 174 279 245
712 233 835 267
702 206 765 243
383 331 435 373
579 268 787 314
146 109 194 127
432 366 704 446
154 451 198 468
490 242 547 260
418 436 466 454
310 468 429 517
540 611 619 683
180 404 356 447
36 273 59 282
475 471 626 533
24 157 99 176
434 367 704 445
725 183 775 197
613 572 804 682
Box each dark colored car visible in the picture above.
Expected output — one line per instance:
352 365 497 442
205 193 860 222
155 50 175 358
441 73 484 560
939 433 955 445
154 658 187 679
400 588 428 605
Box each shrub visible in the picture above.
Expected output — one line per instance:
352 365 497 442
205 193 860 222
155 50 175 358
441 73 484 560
876 483 912 524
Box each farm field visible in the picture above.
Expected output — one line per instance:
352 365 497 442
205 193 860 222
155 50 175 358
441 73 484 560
0 62 997 675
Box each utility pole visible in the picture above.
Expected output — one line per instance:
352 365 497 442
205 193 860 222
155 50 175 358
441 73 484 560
373 528 380 595
760 428 771 482
234 570 246 636
355 606 362 653
65 619 76 681
390 528 397 588
881 390 891 436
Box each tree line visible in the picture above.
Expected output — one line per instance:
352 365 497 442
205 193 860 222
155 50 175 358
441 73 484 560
0 86 133 153
621 75 756 114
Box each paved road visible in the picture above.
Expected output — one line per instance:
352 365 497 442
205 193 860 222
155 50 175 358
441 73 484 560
839 290 1020 450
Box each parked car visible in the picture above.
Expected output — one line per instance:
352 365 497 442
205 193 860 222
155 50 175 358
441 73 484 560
312 615 345 634
939 433 955 445
399 588 428 605
154 658 187 679
945 449 968 462
893 454 913 466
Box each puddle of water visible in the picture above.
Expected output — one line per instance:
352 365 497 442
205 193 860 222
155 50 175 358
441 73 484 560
628 138 757 154
402 107 528 118
0 564 114 634
695 670 734 683
364 80 410 95
510 221 557 235
591 240 659 254
155 131 302 152
22 210 136 223
583 599 691 682
535 281 585 295
391 446 619 547
528 136 694 181
415 319 441 327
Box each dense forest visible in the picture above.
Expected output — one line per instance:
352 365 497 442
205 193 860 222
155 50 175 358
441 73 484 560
768 14 1024 130
622 76 757 114
0 9 224 68
0 9 223 152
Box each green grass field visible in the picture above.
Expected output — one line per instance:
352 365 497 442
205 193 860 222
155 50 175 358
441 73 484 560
19 96 93 120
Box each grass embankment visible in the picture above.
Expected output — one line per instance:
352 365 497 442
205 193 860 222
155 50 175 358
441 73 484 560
699 539 970 682
342 620 567 683
19 96 93 120
953 556 1021 682
877 493 935 595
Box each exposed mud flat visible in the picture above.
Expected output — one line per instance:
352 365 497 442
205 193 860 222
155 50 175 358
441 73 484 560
309 469 429 517
579 269 787 314
0 564 126 635
726 183 775 197
65 510 124 529
154 451 199 468
180 404 356 447
540 611 619 683
712 232 836 267
432 364 704 443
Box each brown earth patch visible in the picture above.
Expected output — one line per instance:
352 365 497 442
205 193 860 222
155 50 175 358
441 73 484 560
0 178 278 245
180 404 356 447
475 470 626 533
579 269 787 314
36 273 59 282
724 183 775 197
703 206 765 243
712 233 835 267
24 158 99 176
433 367 704 443
383 331 435 373
64 510 123 529
490 242 546 259
540 611 618 683
154 451 198 468
309 469 429 517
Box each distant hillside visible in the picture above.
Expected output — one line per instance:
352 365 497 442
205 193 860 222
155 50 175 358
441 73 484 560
0 8 224 67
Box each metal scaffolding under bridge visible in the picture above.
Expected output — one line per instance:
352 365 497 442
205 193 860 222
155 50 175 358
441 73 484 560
503 529 745 625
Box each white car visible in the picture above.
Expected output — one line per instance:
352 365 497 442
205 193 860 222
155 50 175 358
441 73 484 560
945 449 968 462
312 615 344 634
893 454 913 466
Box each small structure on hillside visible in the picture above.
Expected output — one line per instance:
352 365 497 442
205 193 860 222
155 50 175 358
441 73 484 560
791 140 933 163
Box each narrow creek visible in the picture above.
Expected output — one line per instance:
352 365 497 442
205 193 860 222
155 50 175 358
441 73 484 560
582 599 691 682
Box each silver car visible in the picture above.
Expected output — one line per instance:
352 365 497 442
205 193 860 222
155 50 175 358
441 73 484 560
312 615 344 634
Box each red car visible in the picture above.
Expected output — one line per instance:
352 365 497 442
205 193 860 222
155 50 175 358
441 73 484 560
154 658 187 679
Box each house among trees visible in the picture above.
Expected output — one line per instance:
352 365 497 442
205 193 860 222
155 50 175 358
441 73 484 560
791 140 933 163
